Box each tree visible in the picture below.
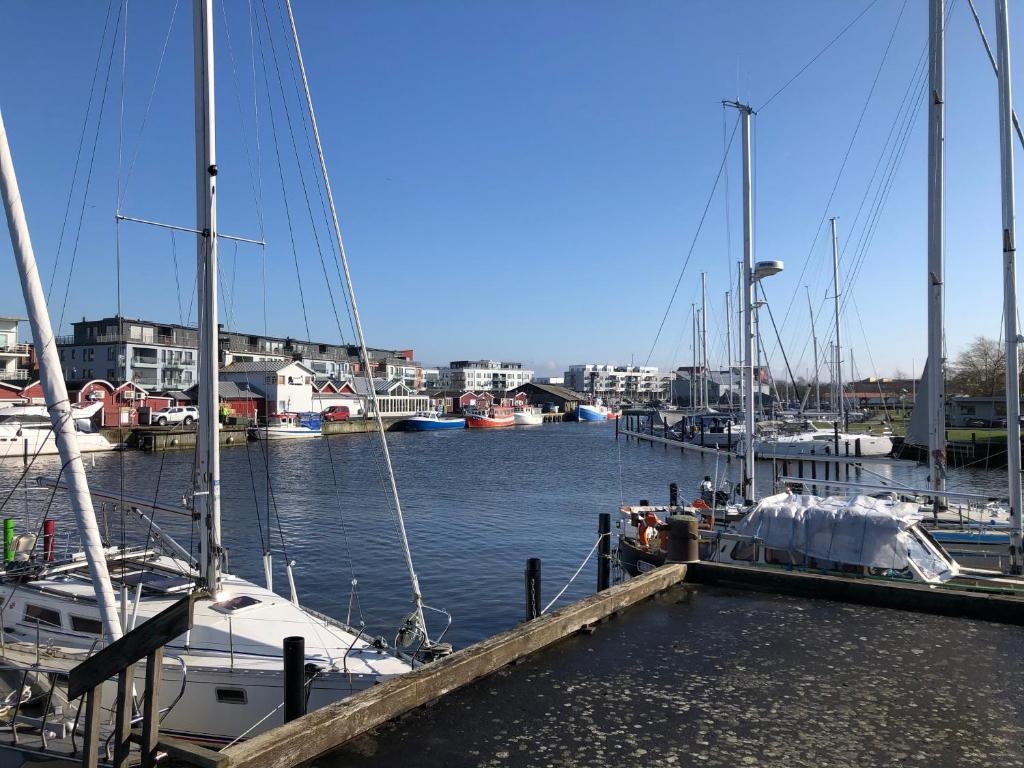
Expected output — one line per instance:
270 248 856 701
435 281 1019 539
947 336 1023 396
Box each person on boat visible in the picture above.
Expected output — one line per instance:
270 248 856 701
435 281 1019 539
700 476 714 506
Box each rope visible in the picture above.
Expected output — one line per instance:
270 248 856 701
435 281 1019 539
540 533 610 615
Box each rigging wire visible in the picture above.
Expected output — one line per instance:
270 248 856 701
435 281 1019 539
773 0 908 342
644 114 739 366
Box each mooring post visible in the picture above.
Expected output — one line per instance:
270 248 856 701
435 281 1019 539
669 482 679 508
597 513 611 592
833 422 840 455
797 459 804 478
666 515 699 564
855 438 862 457
811 461 817 495
283 636 306 723
525 558 542 620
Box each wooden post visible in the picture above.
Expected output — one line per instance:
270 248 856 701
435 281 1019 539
82 687 102 768
140 648 163 768
525 558 541 620
597 513 611 592
284 636 306 723
112 665 135 768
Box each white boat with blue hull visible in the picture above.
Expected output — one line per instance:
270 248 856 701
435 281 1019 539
399 411 466 431
577 403 608 421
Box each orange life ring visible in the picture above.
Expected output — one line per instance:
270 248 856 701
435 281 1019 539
692 498 710 509
637 512 662 549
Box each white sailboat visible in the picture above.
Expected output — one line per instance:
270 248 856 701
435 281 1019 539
0 401 112 457
0 0 447 748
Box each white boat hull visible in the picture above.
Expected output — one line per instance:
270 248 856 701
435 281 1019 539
513 411 543 426
0 428 112 458
249 426 322 440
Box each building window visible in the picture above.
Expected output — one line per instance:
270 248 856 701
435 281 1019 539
107 347 115 361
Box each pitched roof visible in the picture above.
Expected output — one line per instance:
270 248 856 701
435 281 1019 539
221 360 313 374
512 382 584 402
349 377 408 396
185 381 265 399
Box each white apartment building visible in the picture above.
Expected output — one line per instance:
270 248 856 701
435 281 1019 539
564 364 668 399
0 316 31 382
438 360 534 392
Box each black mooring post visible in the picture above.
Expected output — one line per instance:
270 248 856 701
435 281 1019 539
855 438 862 457
669 482 679 508
833 422 840 455
283 636 306 723
597 513 611 592
525 558 542 620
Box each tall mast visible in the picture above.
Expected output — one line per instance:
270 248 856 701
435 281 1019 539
701 272 708 410
725 291 733 408
193 0 223 595
806 286 820 411
830 217 844 424
691 303 697 408
927 0 947 512
1 109 124 642
995 0 1023 573
724 101 756 502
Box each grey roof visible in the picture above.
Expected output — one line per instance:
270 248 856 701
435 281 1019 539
221 360 310 374
185 381 265 399
512 383 584 402
349 377 407 396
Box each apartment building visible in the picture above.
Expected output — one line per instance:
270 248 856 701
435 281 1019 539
563 364 668 399
0 316 32 383
438 360 534 393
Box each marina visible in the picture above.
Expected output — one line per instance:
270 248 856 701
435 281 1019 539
1 0 1024 765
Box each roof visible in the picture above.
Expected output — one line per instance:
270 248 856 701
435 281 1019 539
349 377 409 396
511 382 584 402
185 381 265 399
220 360 313 375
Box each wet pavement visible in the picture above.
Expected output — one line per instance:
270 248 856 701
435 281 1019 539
319 584 1024 768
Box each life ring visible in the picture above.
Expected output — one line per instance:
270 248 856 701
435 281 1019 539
637 512 662 549
692 498 710 509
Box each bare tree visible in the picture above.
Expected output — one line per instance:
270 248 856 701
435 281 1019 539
947 336 1021 395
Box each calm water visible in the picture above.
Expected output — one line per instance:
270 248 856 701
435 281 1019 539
0 422 1012 649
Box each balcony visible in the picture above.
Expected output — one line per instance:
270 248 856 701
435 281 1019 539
0 344 30 357
130 358 159 368
0 369 30 382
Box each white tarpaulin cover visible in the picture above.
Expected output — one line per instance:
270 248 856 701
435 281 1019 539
733 493 956 582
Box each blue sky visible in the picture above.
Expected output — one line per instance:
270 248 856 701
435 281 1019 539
0 1 1022 378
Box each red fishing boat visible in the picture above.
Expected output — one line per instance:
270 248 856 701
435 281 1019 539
465 405 514 428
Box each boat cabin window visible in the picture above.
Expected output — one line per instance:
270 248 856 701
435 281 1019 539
216 688 247 704
71 615 103 634
212 595 261 614
730 541 757 562
23 604 61 628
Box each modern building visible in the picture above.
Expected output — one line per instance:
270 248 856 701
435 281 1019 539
57 315 418 392
438 360 534 393
533 376 564 386
563 365 667 400
0 316 33 383
671 368 771 408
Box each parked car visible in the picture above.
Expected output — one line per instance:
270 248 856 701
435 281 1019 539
150 406 199 426
993 416 1024 428
963 417 992 428
322 405 350 422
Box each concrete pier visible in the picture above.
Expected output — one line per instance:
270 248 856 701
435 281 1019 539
320 584 1024 768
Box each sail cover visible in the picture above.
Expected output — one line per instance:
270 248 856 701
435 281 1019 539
733 492 955 581
904 358 929 447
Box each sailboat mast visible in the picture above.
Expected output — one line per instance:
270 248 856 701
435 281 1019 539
691 303 697 408
193 0 223 595
830 217 844 424
928 0 947 511
730 101 755 502
806 286 820 411
995 0 1023 574
725 291 733 408
0 110 124 642
701 272 708 410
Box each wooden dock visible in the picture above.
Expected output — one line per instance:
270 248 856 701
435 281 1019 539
219 564 688 768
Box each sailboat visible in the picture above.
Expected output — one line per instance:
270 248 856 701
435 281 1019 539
0 400 112 457
0 0 447 747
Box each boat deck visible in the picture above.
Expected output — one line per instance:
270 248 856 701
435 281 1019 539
321 583 1024 768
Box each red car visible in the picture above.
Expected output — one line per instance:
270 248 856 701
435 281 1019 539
322 405 351 422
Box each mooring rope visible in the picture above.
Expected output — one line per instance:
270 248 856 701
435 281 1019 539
541 532 610 615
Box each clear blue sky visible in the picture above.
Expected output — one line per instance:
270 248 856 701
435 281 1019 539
0 1 1021 378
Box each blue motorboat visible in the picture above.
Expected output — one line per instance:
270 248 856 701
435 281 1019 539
400 411 466 431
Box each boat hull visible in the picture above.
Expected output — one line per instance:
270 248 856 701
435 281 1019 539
401 417 466 431
513 412 543 426
752 434 893 457
248 426 322 440
0 429 112 458
577 405 607 421
466 415 514 428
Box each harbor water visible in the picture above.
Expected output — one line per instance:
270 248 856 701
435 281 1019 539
0 421 1011 649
